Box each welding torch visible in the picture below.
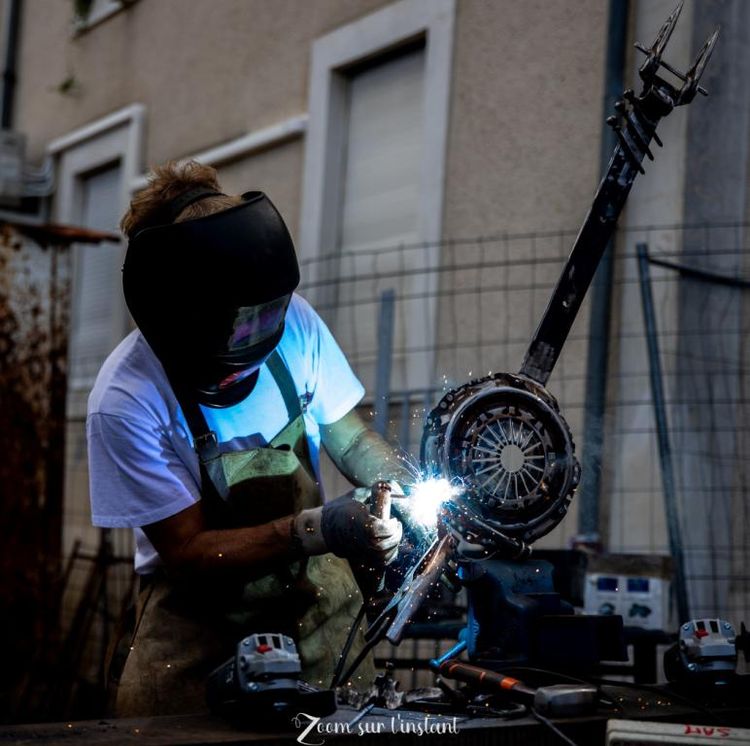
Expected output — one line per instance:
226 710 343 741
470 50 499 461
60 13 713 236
364 491 534 647
434 658 597 717
366 480 393 597
329 481 396 688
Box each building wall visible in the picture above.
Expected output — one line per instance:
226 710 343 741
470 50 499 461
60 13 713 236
8 0 744 630
12 0 608 235
604 0 750 621
437 0 607 548
442 0 607 238
605 0 695 556
5 0 613 550
14 0 388 168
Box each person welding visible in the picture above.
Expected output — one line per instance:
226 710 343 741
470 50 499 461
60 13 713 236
87 161 413 717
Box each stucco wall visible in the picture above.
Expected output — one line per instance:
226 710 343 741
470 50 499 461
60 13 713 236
8 0 614 556
13 0 390 164
11 0 720 562
437 0 608 548
443 0 607 238
603 0 750 621
14 0 607 233
605 0 695 554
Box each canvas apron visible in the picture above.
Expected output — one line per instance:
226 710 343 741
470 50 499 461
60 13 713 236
113 352 372 716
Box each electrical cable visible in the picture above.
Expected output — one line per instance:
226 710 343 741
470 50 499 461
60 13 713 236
510 666 596 687
335 636 380 690
530 708 580 746
330 602 367 689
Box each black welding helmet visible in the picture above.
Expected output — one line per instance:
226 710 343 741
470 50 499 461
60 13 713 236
122 190 300 407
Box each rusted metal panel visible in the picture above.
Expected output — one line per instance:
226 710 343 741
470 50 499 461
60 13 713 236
0 221 87 718
15 222 119 245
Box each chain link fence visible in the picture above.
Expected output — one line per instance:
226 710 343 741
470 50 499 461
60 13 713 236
306 222 750 619
54 221 749 707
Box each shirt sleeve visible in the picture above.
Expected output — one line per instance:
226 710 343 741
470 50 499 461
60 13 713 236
87 411 201 528
302 300 365 426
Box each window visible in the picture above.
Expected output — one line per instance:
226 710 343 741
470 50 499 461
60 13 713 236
300 0 455 393
333 45 426 392
50 105 144 406
49 105 143 597
73 0 135 33
68 163 123 387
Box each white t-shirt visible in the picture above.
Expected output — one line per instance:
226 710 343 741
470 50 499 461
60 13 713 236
87 294 364 574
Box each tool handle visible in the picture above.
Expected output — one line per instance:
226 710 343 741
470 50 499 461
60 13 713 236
355 481 394 605
438 660 535 701
370 481 392 520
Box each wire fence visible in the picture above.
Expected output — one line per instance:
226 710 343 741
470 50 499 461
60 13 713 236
304 221 750 626
56 221 749 707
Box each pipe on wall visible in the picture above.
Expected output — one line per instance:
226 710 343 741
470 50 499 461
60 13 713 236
576 0 630 543
1 0 21 129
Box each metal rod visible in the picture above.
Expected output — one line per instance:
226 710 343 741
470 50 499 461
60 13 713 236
636 243 690 623
385 535 454 645
519 2 716 386
519 101 651 384
347 702 375 728
647 254 750 289
373 288 395 436
633 42 708 96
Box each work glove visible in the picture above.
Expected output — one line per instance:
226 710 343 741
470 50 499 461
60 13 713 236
293 492 403 565
346 480 405 505
440 496 531 561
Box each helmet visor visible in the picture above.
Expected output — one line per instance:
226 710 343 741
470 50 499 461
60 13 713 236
223 294 291 356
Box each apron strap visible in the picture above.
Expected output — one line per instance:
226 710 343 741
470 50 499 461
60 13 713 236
174 386 220 463
171 350 301 461
168 382 227 505
266 350 303 422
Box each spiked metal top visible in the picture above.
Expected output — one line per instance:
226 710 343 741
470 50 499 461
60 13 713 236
634 1 720 105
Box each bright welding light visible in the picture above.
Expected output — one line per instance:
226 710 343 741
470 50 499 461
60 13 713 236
406 477 461 529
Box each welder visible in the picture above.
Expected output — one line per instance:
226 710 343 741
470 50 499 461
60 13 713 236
86 161 412 717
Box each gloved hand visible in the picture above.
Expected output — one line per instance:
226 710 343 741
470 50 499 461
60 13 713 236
293 492 403 564
346 480 405 505
440 496 531 561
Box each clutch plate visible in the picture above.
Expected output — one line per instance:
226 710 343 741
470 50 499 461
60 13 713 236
421 373 580 544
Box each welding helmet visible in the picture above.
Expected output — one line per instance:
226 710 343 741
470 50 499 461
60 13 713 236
122 190 300 407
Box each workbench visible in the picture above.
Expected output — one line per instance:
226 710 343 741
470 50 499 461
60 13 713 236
2 681 749 746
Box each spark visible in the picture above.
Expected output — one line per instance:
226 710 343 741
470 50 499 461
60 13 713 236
404 476 463 529
392 452 425 483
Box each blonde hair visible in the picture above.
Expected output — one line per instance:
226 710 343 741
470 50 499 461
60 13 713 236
120 160 242 237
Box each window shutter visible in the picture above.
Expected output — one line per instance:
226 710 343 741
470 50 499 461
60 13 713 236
69 165 123 388
335 47 425 392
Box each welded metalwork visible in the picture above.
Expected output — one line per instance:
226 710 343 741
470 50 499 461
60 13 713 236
422 373 579 544
421 2 718 546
